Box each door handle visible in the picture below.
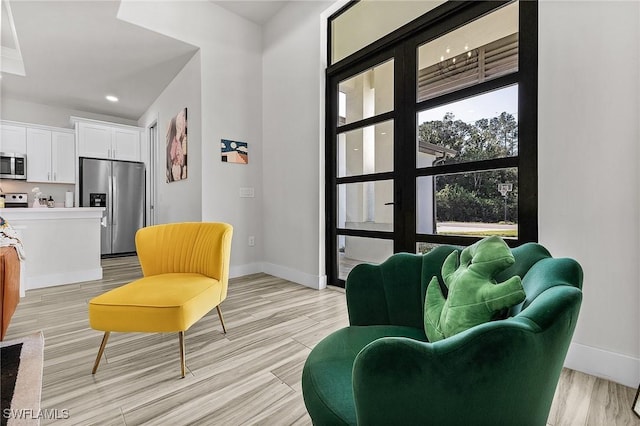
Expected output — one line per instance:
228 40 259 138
112 174 117 226
384 202 395 206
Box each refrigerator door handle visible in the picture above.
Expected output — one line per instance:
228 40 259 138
112 174 117 226
101 215 108 227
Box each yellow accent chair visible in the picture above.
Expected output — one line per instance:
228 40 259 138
88 222 233 378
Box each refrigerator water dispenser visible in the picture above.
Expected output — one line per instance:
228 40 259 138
90 193 106 207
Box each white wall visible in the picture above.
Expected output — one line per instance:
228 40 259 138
538 0 640 388
119 0 264 277
138 52 202 225
262 0 334 289
1 97 138 128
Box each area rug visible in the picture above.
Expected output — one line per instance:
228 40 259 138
1 332 44 426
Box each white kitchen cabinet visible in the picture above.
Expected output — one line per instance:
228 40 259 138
0 207 104 290
52 132 75 183
26 127 75 184
1 124 27 154
75 119 141 162
26 128 51 182
113 128 141 161
77 123 111 159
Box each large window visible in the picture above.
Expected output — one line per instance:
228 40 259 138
327 1 537 286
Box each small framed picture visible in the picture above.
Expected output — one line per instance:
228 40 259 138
221 139 248 164
633 384 640 418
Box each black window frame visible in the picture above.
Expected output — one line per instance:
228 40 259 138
326 0 538 287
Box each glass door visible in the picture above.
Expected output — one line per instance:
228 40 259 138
327 52 399 284
326 1 537 287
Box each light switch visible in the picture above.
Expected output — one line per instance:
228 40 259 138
240 187 255 198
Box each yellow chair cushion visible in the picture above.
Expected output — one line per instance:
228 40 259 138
89 273 223 333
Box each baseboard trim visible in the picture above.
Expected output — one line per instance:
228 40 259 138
26 268 103 291
262 262 326 290
565 341 640 388
230 262 264 278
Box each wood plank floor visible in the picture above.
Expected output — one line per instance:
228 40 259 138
4 256 639 425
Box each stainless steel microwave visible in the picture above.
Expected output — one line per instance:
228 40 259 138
0 152 27 180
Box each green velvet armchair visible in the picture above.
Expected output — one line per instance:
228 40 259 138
302 243 583 425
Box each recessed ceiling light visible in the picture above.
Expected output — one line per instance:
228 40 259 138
106 95 119 102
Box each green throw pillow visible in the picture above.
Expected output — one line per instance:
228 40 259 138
424 236 526 342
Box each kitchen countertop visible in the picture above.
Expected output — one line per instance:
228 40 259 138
0 207 104 220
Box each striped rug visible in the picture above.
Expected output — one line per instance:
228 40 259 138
1 332 44 426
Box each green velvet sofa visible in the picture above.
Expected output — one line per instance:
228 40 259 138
302 243 583 425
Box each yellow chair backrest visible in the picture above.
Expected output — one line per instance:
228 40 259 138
135 222 233 298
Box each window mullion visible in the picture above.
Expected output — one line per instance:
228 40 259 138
394 43 417 254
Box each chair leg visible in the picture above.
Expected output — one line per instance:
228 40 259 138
179 331 186 378
92 331 110 374
216 305 227 334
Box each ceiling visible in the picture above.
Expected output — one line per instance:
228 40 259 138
212 0 288 25
0 0 287 122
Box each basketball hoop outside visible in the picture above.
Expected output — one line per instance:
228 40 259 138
498 183 513 197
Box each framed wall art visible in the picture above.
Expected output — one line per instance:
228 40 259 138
166 108 187 182
221 139 248 164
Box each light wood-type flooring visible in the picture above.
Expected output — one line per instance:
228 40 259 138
4 256 640 425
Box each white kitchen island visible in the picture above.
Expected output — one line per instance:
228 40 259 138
0 207 104 296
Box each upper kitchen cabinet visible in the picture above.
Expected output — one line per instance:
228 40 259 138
1 124 27 154
113 128 141 161
26 127 75 184
73 117 142 162
1 120 75 183
52 132 76 182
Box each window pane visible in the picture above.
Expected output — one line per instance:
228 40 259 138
331 1 444 64
338 120 393 177
417 2 519 102
339 236 393 281
338 180 394 232
417 168 518 238
417 85 518 168
338 59 394 125
416 242 461 254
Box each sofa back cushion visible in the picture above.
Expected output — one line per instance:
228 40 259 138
347 241 582 331
347 247 455 329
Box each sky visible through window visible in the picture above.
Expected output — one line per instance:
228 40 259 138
418 84 518 124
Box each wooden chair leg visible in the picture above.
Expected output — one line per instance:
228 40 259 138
92 331 110 374
179 331 185 378
216 305 227 334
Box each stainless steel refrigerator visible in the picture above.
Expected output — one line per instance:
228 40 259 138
80 157 145 256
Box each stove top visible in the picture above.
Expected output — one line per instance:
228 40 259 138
2 193 29 208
